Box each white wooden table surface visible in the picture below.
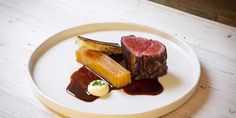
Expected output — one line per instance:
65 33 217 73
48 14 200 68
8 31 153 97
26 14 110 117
0 0 236 118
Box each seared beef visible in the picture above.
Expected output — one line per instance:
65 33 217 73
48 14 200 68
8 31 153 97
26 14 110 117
121 35 167 80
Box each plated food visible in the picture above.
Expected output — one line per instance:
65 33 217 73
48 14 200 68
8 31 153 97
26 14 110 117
30 23 200 117
67 35 168 102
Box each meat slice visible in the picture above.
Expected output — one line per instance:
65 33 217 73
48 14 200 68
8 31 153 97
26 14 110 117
121 35 167 80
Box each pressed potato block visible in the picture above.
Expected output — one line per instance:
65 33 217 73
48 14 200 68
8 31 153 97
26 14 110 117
76 47 131 88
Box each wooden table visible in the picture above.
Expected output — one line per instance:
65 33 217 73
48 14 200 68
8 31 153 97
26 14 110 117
0 0 236 118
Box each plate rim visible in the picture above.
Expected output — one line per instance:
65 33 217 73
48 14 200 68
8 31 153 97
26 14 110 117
28 22 201 118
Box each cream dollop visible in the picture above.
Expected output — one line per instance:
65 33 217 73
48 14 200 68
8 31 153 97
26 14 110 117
87 80 109 97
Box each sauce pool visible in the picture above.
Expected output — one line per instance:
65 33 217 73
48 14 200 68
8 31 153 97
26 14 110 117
66 66 98 102
123 79 163 95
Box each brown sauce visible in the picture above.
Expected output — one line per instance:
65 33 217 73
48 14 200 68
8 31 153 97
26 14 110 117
123 79 163 95
66 66 99 102
66 54 163 102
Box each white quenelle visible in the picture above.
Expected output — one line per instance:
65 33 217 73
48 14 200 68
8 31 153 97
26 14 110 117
87 80 109 97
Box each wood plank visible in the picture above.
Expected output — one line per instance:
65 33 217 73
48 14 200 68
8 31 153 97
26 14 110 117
0 0 235 117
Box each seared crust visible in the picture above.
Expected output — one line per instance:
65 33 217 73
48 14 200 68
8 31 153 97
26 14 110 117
121 36 167 80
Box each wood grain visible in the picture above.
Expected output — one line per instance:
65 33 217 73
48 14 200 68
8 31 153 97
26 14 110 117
0 0 236 118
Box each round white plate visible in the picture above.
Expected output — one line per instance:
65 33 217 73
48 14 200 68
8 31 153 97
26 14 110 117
28 23 200 118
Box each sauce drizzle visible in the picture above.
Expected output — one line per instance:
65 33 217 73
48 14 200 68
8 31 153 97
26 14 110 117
66 54 163 102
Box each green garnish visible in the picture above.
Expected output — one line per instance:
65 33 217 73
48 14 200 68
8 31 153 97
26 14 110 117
92 80 105 86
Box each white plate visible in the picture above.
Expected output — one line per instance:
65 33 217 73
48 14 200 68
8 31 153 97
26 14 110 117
28 23 200 118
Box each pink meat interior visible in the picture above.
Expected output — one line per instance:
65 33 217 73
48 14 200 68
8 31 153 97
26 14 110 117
122 35 164 57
